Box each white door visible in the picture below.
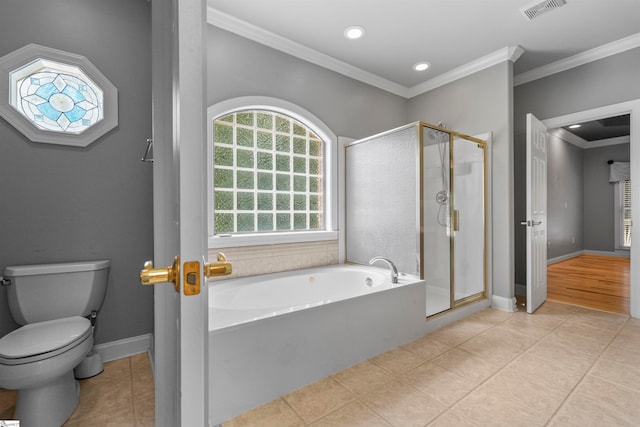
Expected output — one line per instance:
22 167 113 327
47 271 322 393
524 113 548 313
149 0 209 425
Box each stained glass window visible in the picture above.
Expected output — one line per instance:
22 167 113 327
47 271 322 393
213 110 324 234
10 59 103 134
0 44 117 147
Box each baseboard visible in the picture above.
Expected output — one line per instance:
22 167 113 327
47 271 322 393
585 249 630 258
94 333 153 363
548 250 584 265
491 294 517 312
548 249 630 265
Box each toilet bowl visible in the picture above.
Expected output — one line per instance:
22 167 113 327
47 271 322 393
0 260 110 427
0 317 93 426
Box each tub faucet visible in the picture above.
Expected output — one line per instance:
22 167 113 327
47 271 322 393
369 256 398 284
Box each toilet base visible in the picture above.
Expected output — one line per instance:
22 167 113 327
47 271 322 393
74 350 104 379
16 371 80 427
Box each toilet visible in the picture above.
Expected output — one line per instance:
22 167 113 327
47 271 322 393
0 260 110 427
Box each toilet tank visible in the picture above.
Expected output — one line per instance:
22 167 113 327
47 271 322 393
3 260 110 325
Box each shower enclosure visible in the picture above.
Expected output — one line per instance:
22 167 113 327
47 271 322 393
346 122 487 317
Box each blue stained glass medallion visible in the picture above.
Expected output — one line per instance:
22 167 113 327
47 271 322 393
10 62 104 135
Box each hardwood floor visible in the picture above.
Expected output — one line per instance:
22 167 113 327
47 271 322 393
547 254 630 315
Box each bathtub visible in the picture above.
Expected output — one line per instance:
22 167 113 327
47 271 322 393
208 264 426 425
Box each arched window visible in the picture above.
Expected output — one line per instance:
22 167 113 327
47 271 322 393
208 97 337 247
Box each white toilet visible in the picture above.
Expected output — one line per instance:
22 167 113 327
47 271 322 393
0 260 110 427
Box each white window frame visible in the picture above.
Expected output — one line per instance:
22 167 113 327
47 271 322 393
614 179 631 251
207 96 338 248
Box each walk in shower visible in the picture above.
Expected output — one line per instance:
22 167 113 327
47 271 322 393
346 122 487 317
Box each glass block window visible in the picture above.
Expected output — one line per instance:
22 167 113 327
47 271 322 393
10 59 103 134
213 110 324 234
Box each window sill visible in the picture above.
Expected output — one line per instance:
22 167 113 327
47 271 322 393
209 230 338 249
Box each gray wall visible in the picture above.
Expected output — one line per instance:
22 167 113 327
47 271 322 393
583 143 631 252
408 62 514 301
547 135 584 259
0 0 154 344
207 27 408 139
514 47 640 285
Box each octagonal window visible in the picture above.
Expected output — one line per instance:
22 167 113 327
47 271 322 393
10 59 104 134
0 44 117 147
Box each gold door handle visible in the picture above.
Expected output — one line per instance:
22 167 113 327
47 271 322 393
140 256 180 292
205 252 232 277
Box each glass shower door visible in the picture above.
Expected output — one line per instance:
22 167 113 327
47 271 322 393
452 136 486 304
423 127 452 316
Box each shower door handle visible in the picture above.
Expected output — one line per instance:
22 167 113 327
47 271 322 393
520 220 542 227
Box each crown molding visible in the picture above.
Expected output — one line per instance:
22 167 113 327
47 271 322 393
514 32 640 86
552 128 630 149
206 7 409 97
207 7 524 99
407 45 524 97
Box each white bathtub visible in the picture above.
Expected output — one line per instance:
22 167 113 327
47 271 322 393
208 264 426 425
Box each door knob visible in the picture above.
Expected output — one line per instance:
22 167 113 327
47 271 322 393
140 256 180 292
205 252 232 277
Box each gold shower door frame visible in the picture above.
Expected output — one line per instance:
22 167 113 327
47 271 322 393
419 122 487 314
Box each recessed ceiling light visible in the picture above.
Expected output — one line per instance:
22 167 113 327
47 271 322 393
569 124 581 129
344 26 365 40
414 62 431 72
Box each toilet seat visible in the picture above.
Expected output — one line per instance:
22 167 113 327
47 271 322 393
0 316 92 365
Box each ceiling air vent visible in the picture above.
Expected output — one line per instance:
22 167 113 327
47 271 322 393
520 0 566 21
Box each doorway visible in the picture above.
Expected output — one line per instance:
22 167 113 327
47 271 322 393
541 99 639 318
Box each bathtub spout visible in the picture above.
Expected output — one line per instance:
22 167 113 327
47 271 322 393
368 257 398 284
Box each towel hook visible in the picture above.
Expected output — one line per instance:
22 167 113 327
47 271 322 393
141 138 153 163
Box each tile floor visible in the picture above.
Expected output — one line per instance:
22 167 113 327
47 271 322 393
0 352 154 426
2 302 639 426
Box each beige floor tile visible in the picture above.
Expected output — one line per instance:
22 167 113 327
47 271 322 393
65 361 134 425
428 408 480 427
545 328 609 357
131 353 155 402
497 315 553 339
502 351 584 395
331 360 394 396
401 361 476 406
360 380 448 427
309 401 391 427
368 347 424 376
133 396 155 423
589 346 640 393
525 334 598 374
450 382 538 427
459 326 538 367
538 300 581 315
0 388 16 419
511 310 566 330
431 348 500 386
478 367 570 425
223 398 304 427
567 312 628 333
610 318 640 353
426 319 491 347
283 377 354 424
466 308 515 325
558 318 619 344
550 375 640 426
400 335 452 361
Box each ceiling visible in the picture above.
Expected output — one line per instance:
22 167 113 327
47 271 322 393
207 0 640 91
207 0 638 143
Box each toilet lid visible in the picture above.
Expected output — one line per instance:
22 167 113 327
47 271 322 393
0 316 91 360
